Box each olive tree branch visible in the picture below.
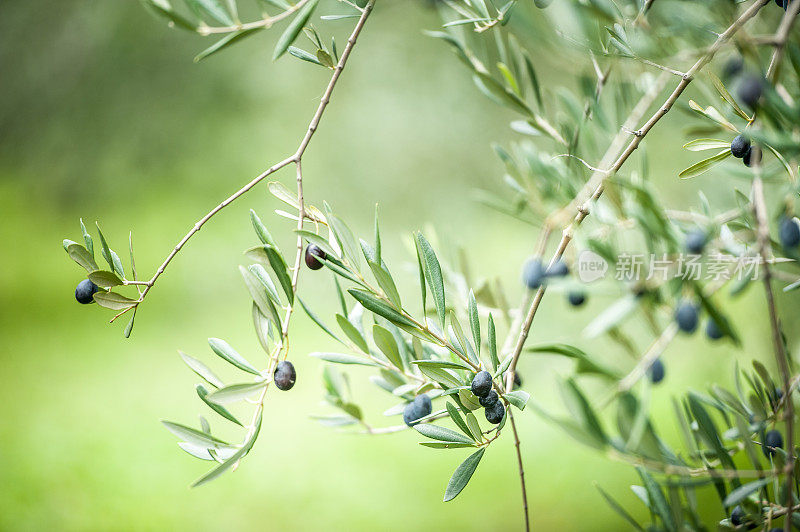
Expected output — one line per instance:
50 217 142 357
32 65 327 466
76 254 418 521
197 0 313 35
766 1 800 80
130 0 376 315
198 0 379 469
750 9 799 528
753 147 796 532
503 0 770 394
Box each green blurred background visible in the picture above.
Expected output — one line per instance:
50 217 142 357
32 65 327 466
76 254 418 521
0 1 788 530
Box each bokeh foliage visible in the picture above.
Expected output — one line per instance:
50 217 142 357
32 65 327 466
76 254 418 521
3 0 800 530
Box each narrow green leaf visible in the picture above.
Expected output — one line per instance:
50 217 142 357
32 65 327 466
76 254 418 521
505 390 530 410
415 233 446 327
373 324 404 370
316 49 334 68
327 210 361 272
273 0 320 61
250 210 277 247
414 424 475 445
161 420 232 449
195 28 262 62
446 402 476 441
264 246 293 304
110 250 125 279
295 229 337 257
185 0 233 25
418 366 462 390
708 71 751 121
374 204 381 264
487 314 499 371
191 411 262 487
420 442 476 449
196 384 243 426
66 243 99 272
443 448 486 502
336 314 369 352
583 296 638 338
143 0 197 30
682 138 731 152
240 265 283 335
123 308 136 338
80 219 94 257
527 343 618 378
88 270 123 289
179 350 224 388
678 150 731 179
94 222 114 271
205 381 267 404
415 235 427 318
288 46 324 65
310 352 377 366
465 411 482 440
247 263 283 305
208 338 260 375
449 311 477 365
412 359 471 371
493 353 513 379
563 378 607 447
93 292 136 311
298 297 341 342
252 303 273 353
596 484 645 531
367 259 402 309
348 289 417 328
468 290 480 358
637 468 675 530
722 478 770 507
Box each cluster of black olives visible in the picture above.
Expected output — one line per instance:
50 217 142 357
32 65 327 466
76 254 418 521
724 51 770 168
522 257 586 308
729 133 761 168
470 371 505 424
674 299 724 341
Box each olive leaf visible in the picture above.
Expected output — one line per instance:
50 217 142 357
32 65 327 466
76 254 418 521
273 0 320 61
415 233 446 328
415 424 475 445
443 448 485 502
678 150 731 179
179 350 224 388
205 381 268 404
208 338 260 376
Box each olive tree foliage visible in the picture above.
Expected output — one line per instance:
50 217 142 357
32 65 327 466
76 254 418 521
62 0 800 529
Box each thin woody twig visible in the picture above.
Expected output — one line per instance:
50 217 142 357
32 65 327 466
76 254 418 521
131 0 376 314
508 410 530 532
749 8 799 529
198 0 313 35
753 176 796 532
185 0 378 465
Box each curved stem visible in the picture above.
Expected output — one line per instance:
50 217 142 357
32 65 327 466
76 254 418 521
198 0 313 35
133 0 376 314
508 410 529 532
